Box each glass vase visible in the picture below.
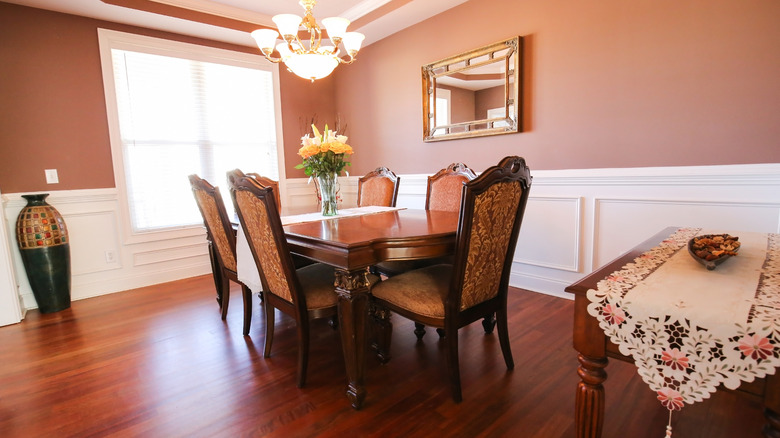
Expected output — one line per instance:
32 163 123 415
317 173 339 216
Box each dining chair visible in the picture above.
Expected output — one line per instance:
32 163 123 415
188 174 253 335
357 167 400 207
246 172 315 271
227 169 379 387
373 163 476 278
372 163 484 338
369 156 532 402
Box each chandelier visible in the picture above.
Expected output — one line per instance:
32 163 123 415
251 0 365 82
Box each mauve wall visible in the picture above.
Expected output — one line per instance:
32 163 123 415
334 0 780 175
0 2 334 193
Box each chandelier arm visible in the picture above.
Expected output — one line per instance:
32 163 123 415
309 25 323 52
261 52 285 64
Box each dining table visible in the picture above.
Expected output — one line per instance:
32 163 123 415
566 226 780 438
236 206 461 409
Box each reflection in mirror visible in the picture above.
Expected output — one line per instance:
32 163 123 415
422 36 522 142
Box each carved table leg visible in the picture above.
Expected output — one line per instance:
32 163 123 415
369 302 392 364
335 268 372 409
576 354 608 438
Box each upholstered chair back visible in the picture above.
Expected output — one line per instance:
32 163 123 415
189 175 237 272
450 157 531 312
247 173 282 211
426 163 477 212
229 171 297 305
357 167 400 207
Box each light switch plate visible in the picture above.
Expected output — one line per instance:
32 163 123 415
45 169 59 184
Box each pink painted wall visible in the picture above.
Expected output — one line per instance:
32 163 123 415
0 2 334 192
334 0 780 175
475 85 505 121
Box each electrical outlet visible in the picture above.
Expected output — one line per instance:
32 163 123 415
45 169 59 184
105 250 116 263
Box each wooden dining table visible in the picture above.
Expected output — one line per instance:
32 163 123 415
566 227 780 438
277 208 460 409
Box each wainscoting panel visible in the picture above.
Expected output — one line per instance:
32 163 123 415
67 210 122 276
515 197 581 272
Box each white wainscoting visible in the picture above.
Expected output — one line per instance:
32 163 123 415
2 189 211 311
3 163 779 313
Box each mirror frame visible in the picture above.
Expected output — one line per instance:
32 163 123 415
422 36 522 142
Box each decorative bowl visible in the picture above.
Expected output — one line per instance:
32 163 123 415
688 234 741 271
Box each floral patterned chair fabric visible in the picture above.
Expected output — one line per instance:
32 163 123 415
228 169 378 387
369 156 532 402
357 167 400 207
188 174 253 334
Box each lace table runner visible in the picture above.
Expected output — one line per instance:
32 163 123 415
586 228 780 433
236 206 405 292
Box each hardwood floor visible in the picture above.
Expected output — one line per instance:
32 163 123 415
0 275 766 437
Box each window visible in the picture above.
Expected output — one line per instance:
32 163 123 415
98 29 284 237
434 88 451 136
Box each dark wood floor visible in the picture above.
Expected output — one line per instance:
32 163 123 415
0 275 766 437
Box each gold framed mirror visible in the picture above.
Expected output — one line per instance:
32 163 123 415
422 36 522 142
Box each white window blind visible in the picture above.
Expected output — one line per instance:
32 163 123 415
104 34 281 233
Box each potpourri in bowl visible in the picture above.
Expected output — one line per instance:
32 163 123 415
687 234 740 270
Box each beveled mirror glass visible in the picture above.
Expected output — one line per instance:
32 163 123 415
422 36 522 142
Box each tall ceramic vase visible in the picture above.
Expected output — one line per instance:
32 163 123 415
317 173 339 216
15 194 71 313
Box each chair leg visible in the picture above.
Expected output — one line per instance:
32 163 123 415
208 242 222 309
220 271 230 320
414 323 426 340
263 302 275 358
436 328 446 338
241 285 252 336
445 324 462 403
296 319 310 388
496 307 514 370
482 314 497 334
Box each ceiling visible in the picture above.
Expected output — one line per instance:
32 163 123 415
4 0 468 48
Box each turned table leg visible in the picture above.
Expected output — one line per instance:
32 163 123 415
576 354 608 438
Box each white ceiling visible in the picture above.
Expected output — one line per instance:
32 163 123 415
4 0 468 48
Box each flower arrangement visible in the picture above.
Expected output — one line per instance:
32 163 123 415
295 124 353 216
295 124 353 177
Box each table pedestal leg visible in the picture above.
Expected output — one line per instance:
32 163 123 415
576 354 608 438
335 268 372 409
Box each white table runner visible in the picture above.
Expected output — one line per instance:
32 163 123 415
586 227 780 426
236 206 405 292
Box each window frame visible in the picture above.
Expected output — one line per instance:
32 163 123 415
97 28 286 244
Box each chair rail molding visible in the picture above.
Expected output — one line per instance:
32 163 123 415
2 163 778 312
